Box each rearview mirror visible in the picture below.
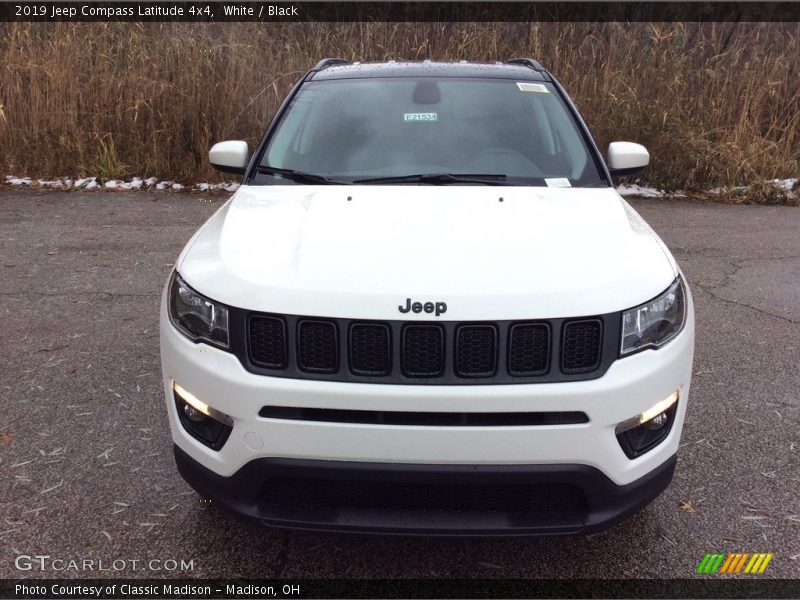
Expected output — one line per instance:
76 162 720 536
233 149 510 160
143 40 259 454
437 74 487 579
209 141 249 175
607 142 649 178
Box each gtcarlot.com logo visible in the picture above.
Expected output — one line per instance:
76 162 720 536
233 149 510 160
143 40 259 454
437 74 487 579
14 555 194 572
696 552 774 574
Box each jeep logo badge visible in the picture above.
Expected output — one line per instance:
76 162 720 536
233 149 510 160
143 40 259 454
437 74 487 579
398 298 447 316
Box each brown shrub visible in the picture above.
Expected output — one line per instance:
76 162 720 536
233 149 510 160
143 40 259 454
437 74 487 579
740 181 799 206
0 22 797 188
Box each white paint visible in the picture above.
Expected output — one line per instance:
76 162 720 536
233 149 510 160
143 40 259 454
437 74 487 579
209 140 249 172
176 184 679 320
608 141 650 172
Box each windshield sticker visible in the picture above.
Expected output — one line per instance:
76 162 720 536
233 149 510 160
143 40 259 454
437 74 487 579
545 178 571 188
516 82 549 94
403 112 438 122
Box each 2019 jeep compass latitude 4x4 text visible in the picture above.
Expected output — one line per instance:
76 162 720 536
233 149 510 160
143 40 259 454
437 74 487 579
160 59 694 535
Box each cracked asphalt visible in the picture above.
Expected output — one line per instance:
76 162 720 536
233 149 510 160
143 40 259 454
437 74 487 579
0 190 798 580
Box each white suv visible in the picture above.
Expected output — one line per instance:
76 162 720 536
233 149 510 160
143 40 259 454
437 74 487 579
160 59 694 535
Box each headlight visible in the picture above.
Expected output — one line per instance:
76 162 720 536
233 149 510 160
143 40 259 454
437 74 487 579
620 277 686 356
168 272 230 349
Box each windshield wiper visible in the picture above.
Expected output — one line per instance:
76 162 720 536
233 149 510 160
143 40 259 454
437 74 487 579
353 173 508 185
256 165 349 185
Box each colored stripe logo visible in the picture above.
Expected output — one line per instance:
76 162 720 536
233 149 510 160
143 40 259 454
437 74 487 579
696 553 773 574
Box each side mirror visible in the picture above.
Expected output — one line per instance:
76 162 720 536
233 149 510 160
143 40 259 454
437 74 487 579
607 142 649 178
209 141 249 175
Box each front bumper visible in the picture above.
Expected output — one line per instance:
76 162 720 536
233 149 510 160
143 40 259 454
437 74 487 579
175 444 677 535
161 284 694 533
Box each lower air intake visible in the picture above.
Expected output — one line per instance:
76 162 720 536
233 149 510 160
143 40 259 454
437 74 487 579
262 477 588 517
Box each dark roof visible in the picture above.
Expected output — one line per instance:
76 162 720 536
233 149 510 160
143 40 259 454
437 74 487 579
308 60 549 82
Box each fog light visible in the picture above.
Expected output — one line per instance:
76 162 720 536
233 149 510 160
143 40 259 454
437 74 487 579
616 390 679 459
173 382 233 451
645 411 669 431
183 402 206 423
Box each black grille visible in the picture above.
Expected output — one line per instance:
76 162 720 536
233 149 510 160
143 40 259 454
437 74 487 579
297 320 338 373
402 325 445 377
262 476 588 518
241 311 614 384
260 405 589 426
508 323 550 375
455 325 497 377
350 323 391 376
249 315 287 369
561 319 603 373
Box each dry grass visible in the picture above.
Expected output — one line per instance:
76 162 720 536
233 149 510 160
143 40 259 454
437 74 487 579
712 180 798 206
0 21 798 189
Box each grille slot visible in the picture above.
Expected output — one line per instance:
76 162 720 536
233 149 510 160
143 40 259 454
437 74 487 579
349 323 391 376
297 320 338 373
561 319 603 374
455 325 498 377
248 315 288 369
508 323 550 376
260 406 588 426
401 325 445 378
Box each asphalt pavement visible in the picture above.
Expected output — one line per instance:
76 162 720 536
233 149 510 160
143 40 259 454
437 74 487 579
0 190 798 580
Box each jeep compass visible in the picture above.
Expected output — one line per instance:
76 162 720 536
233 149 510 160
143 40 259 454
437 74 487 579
160 59 695 535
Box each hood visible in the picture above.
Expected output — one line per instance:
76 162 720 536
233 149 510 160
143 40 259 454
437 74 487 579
177 185 677 320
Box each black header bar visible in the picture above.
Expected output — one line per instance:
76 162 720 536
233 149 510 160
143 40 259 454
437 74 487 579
4 578 800 599
2 2 799 22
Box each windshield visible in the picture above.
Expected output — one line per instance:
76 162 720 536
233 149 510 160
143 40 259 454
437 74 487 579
257 77 606 187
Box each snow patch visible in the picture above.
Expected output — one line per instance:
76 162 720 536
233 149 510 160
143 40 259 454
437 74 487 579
17 176 794 201
107 177 146 190
708 179 797 200
196 182 239 192
4 175 240 192
708 185 748 195
37 179 67 187
5 174 240 192
74 177 100 190
616 184 666 198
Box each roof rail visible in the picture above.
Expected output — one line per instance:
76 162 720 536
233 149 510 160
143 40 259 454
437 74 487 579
506 58 545 71
310 58 351 72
